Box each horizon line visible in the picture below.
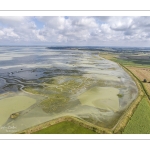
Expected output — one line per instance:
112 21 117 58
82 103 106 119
0 45 150 48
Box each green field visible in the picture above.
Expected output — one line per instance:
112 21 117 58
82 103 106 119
100 51 150 67
112 57 150 68
123 97 150 134
33 121 97 134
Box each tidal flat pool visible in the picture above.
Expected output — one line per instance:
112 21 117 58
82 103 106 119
78 87 119 112
0 94 36 126
0 47 138 133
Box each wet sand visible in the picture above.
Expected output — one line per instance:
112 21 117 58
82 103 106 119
78 87 119 112
0 95 36 126
83 74 120 81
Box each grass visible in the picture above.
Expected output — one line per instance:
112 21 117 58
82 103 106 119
117 94 123 98
112 58 150 68
100 52 145 67
123 97 150 134
33 121 97 134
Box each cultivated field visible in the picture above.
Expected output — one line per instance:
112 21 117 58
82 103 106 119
127 67 150 82
123 97 150 134
126 66 150 99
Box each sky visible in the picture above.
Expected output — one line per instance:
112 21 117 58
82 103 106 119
0 16 150 47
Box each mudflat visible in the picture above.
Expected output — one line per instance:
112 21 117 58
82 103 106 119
0 47 138 132
78 87 119 112
0 95 36 126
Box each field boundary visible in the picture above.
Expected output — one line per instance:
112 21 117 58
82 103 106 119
17 116 112 134
123 66 150 100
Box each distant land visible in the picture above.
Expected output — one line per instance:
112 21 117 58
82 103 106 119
47 46 150 52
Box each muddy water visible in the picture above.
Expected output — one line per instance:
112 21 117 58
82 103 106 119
0 47 138 133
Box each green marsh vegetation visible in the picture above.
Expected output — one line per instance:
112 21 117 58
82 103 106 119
117 94 123 98
23 76 108 113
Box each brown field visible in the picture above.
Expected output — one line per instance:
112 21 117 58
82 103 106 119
144 83 150 95
127 66 150 97
127 67 150 82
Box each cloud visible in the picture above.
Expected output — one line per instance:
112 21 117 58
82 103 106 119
0 16 150 46
0 28 20 42
0 30 4 36
32 30 46 41
0 16 28 26
109 17 133 31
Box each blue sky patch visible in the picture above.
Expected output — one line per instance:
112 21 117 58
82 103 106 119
32 17 44 29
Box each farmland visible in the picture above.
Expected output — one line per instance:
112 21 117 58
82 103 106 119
127 67 150 82
123 97 150 134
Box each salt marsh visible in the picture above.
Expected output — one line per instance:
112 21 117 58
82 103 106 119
0 47 138 133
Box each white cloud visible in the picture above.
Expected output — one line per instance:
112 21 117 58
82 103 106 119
0 28 20 42
0 30 4 36
100 24 111 33
3 28 19 37
109 17 134 31
32 30 46 41
0 16 31 30
0 16 150 46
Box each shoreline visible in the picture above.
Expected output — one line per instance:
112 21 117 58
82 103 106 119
111 63 144 133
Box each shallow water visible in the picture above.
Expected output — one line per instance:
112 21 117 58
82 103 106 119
0 94 36 126
78 87 119 111
0 47 138 133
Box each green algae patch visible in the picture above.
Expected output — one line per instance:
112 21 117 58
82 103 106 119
78 87 119 112
0 95 36 126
